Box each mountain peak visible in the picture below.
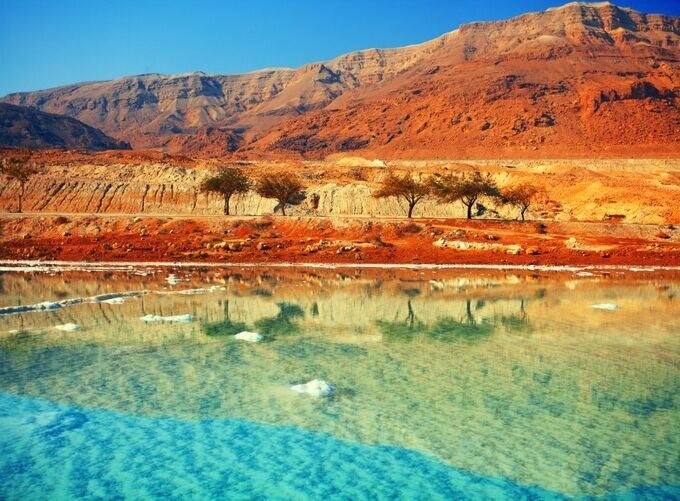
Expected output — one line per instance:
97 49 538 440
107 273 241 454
548 1 615 10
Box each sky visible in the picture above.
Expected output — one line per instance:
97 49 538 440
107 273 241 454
0 0 678 96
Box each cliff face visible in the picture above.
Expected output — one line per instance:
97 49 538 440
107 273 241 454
1 2 678 157
0 103 131 151
0 157 678 224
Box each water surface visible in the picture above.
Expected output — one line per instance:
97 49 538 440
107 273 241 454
0 267 678 499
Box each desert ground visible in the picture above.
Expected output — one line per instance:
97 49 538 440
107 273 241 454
0 150 678 266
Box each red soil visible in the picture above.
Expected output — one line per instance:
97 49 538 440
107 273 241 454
2 216 678 267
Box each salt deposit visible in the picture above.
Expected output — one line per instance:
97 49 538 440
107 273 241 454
234 331 264 343
140 314 195 323
290 379 336 397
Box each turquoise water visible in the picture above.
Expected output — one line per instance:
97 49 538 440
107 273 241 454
0 267 678 499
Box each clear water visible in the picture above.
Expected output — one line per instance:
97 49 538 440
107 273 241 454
0 267 678 500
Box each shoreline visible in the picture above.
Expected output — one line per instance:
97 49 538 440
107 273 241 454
2 214 678 268
1 259 679 273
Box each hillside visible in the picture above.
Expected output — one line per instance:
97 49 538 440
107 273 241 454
1 2 678 158
0 103 130 151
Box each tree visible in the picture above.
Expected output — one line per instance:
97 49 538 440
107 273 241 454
502 183 539 221
0 156 44 213
431 171 499 219
373 172 430 218
255 172 305 216
201 167 251 215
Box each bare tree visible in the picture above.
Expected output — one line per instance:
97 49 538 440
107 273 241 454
373 172 430 218
431 171 499 219
0 156 44 213
201 167 251 215
502 183 539 221
255 172 305 216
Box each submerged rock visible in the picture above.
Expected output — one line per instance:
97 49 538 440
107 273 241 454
234 331 264 343
290 379 336 397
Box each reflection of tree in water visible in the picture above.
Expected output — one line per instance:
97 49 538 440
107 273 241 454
201 300 247 337
498 299 532 334
427 299 494 343
254 302 305 338
379 297 532 343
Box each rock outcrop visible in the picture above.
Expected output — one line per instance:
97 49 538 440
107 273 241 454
1 2 677 158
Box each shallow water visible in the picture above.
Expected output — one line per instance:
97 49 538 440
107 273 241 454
0 267 678 499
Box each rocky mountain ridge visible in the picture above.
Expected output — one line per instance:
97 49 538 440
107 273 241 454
0 103 131 151
2 1 678 157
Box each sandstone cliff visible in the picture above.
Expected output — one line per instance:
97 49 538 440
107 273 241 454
0 155 677 224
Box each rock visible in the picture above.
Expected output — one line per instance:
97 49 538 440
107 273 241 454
336 245 355 254
234 331 264 343
290 379 336 397
506 245 523 255
565 237 581 249
526 247 540 255
165 274 182 285
256 242 269 251
485 234 499 241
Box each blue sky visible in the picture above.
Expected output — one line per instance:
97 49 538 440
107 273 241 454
1 0 678 96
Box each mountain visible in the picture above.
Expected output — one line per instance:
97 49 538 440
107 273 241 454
2 2 678 158
0 103 131 151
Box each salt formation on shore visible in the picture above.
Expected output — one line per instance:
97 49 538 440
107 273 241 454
140 314 195 323
234 331 264 343
290 380 336 397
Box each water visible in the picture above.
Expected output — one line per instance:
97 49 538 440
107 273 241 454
0 266 678 499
